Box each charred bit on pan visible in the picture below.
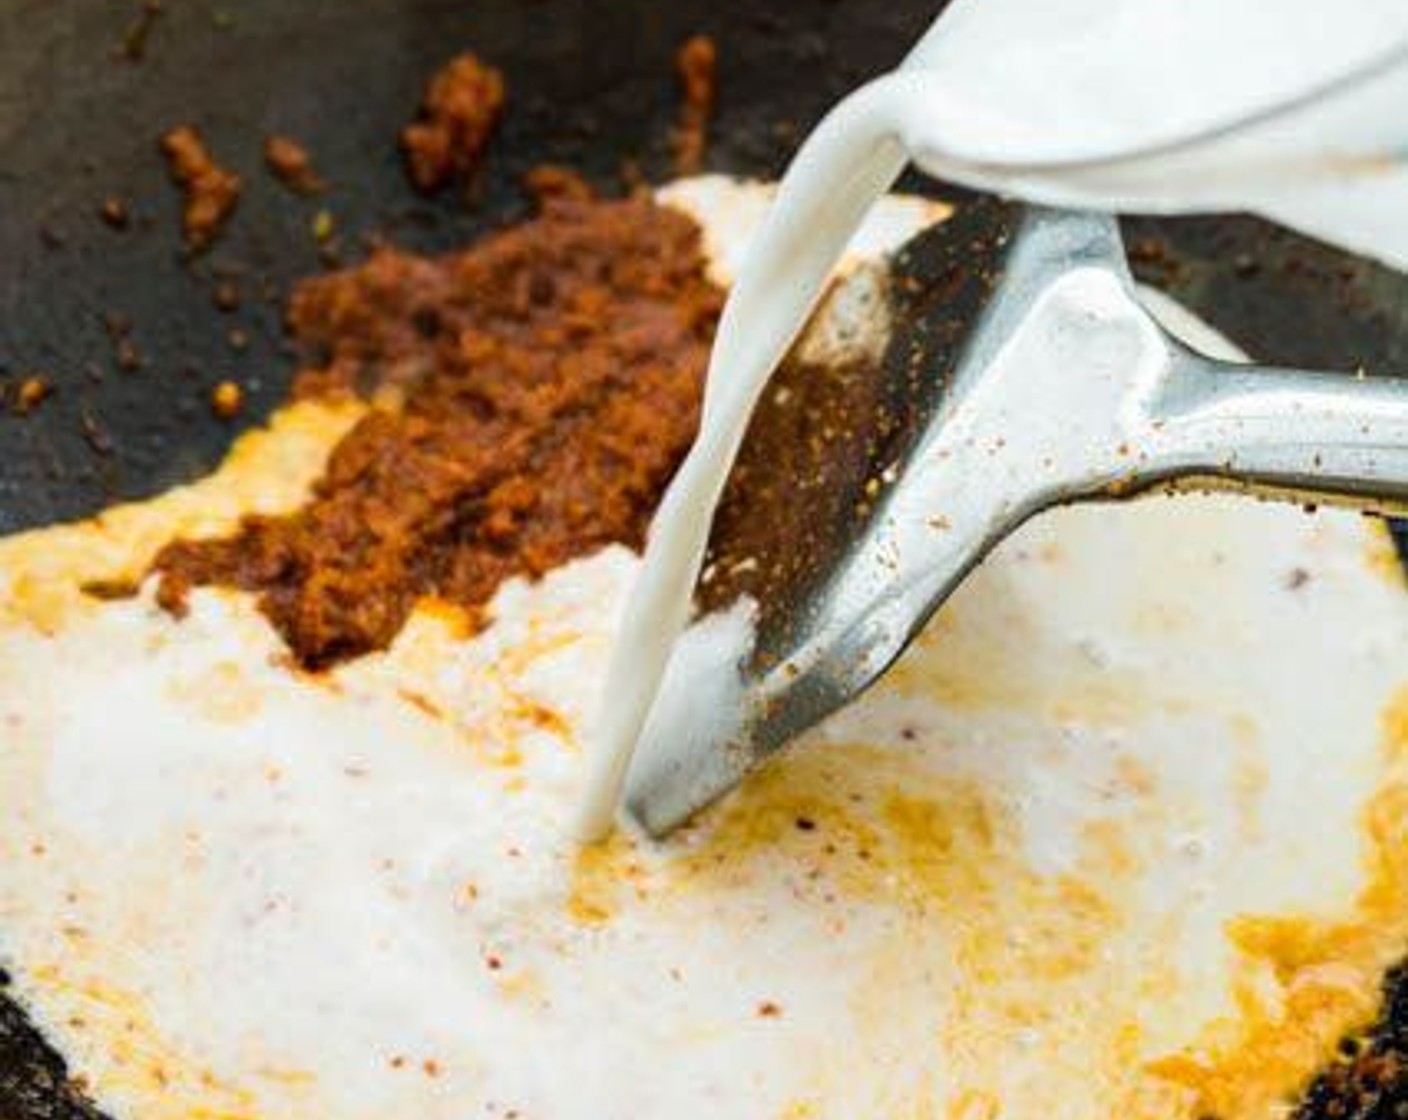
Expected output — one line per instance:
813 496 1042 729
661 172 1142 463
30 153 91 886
400 53 506 194
98 197 131 230
213 281 241 313
159 125 241 251
38 220 67 249
103 313 143 373
114 336 142 372
79 411 115 457
115 0 163 62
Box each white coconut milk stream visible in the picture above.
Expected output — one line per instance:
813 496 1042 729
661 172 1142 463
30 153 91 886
574 96 909 837
576 1 1408 838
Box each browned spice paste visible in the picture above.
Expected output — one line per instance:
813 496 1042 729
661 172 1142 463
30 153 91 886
264 135 325 194
672 35 717 175
152 183 722 668
159 125 241 249
401 53 507 193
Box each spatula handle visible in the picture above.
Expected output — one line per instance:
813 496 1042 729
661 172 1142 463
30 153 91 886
1153 351 1408 517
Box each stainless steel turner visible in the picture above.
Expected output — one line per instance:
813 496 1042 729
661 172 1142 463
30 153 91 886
623 198 1408 836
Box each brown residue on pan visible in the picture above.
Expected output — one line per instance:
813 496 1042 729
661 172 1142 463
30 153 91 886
671 35 717 175
159 125 241 250
264 135 325 194
400 52 506 193
116 0 163 62
103 313 143 373
151 188 722 668
695 350 886 626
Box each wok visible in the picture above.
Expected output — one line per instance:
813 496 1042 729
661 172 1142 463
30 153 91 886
0 1 1404 1116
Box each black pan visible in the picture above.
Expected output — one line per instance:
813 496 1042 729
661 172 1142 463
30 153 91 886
0 1 1404 1116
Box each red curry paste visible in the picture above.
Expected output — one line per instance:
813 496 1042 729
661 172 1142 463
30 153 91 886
152 183 722 668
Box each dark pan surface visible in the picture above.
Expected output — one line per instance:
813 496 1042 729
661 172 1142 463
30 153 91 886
0 0 933 532
0 1 1404 1116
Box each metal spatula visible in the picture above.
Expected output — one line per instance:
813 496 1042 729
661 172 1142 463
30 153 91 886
622 197 1408 837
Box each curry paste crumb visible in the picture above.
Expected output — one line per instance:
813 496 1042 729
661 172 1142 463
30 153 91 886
264 135 325 194
400 52 506 193
672 35 717 175
159 125 241 250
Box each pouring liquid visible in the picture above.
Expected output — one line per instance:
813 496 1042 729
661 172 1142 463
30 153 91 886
575 1 1408 839
573 93 913 839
